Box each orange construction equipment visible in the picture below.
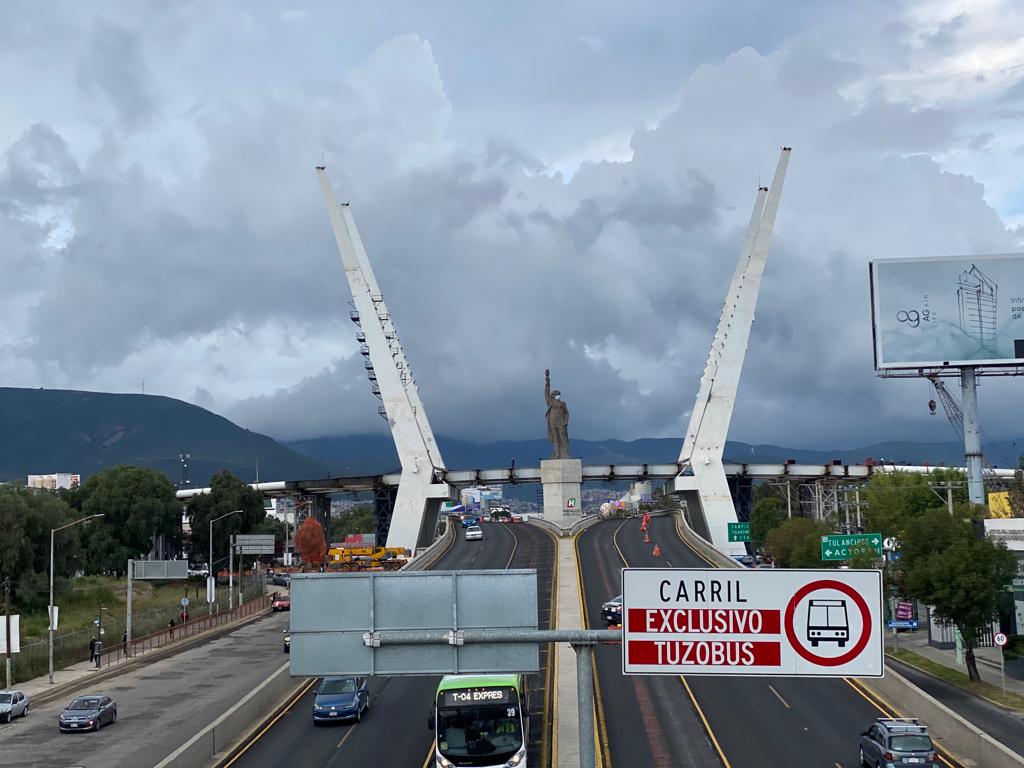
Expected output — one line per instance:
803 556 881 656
642 531 650 544
652 543 662 557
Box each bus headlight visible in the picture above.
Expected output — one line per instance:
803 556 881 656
506 746 526 766
437 756 453 768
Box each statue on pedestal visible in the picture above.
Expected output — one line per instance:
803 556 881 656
544 369 570 459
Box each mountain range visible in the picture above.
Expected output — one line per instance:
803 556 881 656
0 387 1019 488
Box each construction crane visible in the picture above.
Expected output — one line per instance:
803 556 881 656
926 374 995 480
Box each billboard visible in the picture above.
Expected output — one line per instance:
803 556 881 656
870 253 1024 368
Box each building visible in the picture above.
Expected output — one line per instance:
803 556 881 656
27 473 80 490
984 519 1024 634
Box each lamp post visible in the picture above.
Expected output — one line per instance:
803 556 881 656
49 513 104 684
208 510 242 615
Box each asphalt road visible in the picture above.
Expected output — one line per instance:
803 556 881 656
886 657 1024 756
230 521 556 768
0 611 290 768
578 516 908 768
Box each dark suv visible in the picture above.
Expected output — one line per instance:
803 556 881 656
859 717 938 767
601 595 623 625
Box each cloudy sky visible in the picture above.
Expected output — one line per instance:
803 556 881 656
2 0 1023 451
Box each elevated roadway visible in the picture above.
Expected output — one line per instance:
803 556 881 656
577 517 965 768
2 611 289 768
228 521 557 768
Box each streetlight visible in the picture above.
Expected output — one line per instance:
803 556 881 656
49 513 104 684
209 510 242 615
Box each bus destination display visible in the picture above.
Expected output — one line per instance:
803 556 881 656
440 687 514 708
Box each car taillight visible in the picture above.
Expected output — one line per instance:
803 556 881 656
882 752 894 761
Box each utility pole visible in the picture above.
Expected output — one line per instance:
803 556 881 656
4 578 11 688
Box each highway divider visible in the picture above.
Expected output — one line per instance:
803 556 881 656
406 515 456 571
673 509 741 569
153 661 301 768
529 513 601 538
860 668 1024 767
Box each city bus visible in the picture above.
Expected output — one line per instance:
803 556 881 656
428 673 528 768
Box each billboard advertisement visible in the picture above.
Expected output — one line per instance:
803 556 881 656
870 253 1024 368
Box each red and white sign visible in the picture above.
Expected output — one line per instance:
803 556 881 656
994 632 1008 647
622 568 883 677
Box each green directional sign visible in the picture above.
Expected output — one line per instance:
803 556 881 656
728 522 751 542
821 533 883 561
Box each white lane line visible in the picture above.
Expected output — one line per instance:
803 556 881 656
337 726 356 749
665 559 673 567
767 684 790 709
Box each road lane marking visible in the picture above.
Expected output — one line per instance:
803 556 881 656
574 528 609 768
843 678 960 768
540 524 559 768
665 559 673 567
220 677 317 767
767 684 790 709
504 522 520 568
679 676 732 768
336 726 356 749
421 740 435 768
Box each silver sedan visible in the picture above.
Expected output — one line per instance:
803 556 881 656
0 690 29 722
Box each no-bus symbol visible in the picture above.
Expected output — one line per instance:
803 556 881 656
784 580 873 667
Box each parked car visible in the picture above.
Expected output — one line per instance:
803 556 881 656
272 595 291 612
283 629 291 653
312 676 370 724
187 565 209 577
465 525 483 541
0 690 28 722
58 695 117 732
859 717 938 767
601 595 623 625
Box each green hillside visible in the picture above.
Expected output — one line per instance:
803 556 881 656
0 387 330 486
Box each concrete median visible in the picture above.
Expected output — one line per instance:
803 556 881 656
861 668 1024 768
153 661 301 768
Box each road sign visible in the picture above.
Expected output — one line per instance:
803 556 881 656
206 576 216 604
289 570 539 676
566 498 576 509
727 522 751 542
180 597 190 608
887 619 918 630
234 534 275 545
134 560 189 579
621 568 883 677
820 533 883 561
0 615 20 653
895 601 913 620
995 632 1008 647
883 537 900 551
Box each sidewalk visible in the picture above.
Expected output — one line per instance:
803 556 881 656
16 593 274 706
886 632 1024 697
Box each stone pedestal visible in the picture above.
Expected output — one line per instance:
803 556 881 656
541 458 583 527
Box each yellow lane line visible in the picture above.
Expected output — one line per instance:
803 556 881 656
220 677 317 767
767 684 790 709
422 740 436 768
679 676 733 768
574 526 609 768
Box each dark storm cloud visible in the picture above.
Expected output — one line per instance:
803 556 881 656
77 20 157 130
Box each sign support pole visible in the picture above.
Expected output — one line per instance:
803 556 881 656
229 538 234 611
126 560 133 655
574 643 597 768
4 578 11 688
960 366 985 506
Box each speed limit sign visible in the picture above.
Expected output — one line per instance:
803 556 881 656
995 632 1008 647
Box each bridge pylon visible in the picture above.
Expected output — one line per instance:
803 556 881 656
317 168 450 551
675 148 791 555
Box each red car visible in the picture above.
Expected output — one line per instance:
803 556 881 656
272 596 291 612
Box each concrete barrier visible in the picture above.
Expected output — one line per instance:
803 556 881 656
153 662 300 768
673 510 741 569
861 667 1024 768
405 517 455 571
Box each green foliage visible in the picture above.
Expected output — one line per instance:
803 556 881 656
331 505 376 540
898 508 1017 681
763 518 836 569
78 465 181 570
749 498 783 551
863 470 957 538
185 470 269 567
0 486 81 599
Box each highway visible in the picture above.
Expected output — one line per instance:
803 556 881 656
229 520 556 768
0 611 289 768
577 515 964 768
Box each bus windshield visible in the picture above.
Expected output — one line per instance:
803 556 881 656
437 704 523 761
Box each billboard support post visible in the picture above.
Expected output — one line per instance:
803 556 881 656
960 366 985 505
126 560 133 654
229 537 234 611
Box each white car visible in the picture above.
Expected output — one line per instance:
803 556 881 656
0 690 28 722
465 525 483 541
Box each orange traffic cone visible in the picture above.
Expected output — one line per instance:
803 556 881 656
643 531 650 543
640 519 648 532
652 543 662 557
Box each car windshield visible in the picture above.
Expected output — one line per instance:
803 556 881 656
69 698 101 710
437 704 523 758
890 734 932 751
320 678 357 695
0 693 11 703
608 596 622 604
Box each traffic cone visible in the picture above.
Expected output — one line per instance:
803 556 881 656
643 531 650 544
640 520 648 532
652 543 661 557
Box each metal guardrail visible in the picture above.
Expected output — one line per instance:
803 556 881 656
99 594 272 667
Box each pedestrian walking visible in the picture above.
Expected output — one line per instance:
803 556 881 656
88 637 98 663
122 631 128 657
168 618 176 640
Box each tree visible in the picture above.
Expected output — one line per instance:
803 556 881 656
899 509 1017 681
1008 456 1024 518
0 486 81 602
863 471 946 539
763 518 835 569
331 505 376 540
749 498 783 552
295 518 327 567
186 470 267 569
78 465 181 570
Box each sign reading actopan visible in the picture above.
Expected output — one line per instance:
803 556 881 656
622 568 883 677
